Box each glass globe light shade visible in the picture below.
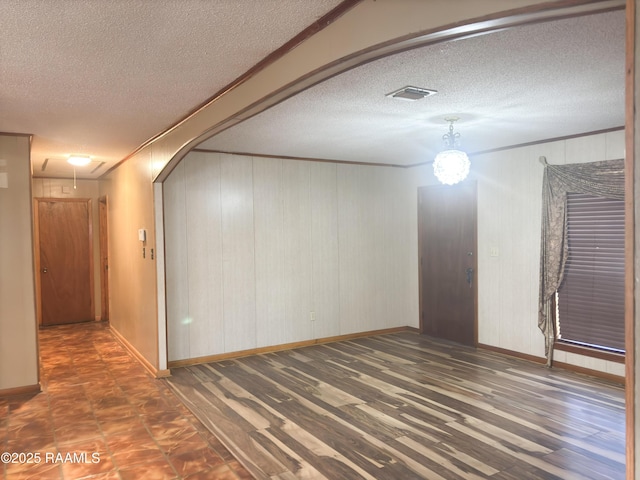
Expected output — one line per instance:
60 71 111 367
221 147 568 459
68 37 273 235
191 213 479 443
433 149 470 185
67 155 91 166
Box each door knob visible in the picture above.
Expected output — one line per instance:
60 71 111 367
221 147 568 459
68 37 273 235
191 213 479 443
42 267 48 273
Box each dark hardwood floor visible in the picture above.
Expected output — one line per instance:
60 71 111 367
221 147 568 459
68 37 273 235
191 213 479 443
166 332 625 480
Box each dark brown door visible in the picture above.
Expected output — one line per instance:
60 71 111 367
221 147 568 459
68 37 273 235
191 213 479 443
418 183 477 346
37 199 93 325
99 196 109 321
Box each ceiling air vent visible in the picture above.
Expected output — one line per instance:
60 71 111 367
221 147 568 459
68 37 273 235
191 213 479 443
386 86 438 101
91 162 106 174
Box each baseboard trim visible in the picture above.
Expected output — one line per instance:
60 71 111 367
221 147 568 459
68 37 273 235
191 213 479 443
169 326 418 369
553 360 625 385
477 343 547 364
109 326 171 379
0 383 41 398
478 343 625 385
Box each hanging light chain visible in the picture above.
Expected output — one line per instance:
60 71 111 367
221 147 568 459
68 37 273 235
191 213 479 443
442 119 461 149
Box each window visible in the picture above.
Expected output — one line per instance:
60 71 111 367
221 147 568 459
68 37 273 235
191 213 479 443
555 192 625 353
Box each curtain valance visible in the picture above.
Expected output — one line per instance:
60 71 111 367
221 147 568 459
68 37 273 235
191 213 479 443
538 158 624 366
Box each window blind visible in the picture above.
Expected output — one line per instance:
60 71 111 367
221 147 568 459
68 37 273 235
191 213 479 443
557 192 625 352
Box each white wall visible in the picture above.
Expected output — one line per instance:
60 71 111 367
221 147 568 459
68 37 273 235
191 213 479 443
410 130 625 376
164 152 416 362
164 132 625 375
0 134 38 391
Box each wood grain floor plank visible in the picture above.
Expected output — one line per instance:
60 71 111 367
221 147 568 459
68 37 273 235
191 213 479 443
544 446 625 479
166 333 625 479
169 379 290 477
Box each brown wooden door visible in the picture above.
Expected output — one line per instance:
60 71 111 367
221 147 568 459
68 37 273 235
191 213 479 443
37 199 94 325
418 183 477 346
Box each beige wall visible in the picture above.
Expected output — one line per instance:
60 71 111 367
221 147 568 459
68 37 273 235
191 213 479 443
32 178 103 321
99 148 159 370
0 135 38 391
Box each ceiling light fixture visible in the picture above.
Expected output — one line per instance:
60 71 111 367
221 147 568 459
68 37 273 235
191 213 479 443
433 117 470 185
67 155 91 190
67 155 91 166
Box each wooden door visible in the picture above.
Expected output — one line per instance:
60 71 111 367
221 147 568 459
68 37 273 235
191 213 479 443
99 197 109 321
418 183 477 346
36 199 94 325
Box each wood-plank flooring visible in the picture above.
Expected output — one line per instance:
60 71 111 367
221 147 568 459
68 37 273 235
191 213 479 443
166 332 625 479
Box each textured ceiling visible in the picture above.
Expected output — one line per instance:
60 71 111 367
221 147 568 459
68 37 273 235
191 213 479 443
0 0 343 178
200 9 625 165
0 3 625 178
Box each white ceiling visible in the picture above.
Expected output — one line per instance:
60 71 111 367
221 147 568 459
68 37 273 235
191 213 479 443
200 9 626 165
0 0 343 179
0 2 625 178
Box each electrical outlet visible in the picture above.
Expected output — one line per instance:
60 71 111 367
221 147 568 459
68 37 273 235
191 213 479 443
310 311 316 322
490 246 499 257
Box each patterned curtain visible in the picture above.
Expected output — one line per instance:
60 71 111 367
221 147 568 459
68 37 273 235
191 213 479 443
538 158 625 366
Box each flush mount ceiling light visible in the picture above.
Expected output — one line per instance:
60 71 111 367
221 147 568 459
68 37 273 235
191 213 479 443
67 155 92 190
433 118 470 185
67 155 91 166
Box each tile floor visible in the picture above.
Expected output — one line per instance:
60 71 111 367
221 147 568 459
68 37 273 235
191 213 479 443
0 322 253 480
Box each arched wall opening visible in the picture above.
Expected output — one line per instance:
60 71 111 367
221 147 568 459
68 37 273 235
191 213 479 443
102 0 632 473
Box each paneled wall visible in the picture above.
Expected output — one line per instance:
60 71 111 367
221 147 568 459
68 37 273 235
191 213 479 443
165 131 624 375
164 152 416 362
410 130 625 376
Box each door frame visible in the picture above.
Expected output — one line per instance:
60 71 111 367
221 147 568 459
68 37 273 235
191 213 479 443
99 196 110 322
33 197 95 326
417 183 478 345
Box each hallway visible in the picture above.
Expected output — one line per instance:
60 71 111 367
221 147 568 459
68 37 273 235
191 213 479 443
0 322 251 479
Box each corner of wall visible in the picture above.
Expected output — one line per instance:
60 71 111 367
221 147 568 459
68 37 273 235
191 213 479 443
0 135 39 390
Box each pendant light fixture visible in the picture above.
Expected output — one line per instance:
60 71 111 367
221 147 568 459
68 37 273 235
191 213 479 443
433 118 470 185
